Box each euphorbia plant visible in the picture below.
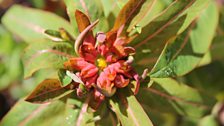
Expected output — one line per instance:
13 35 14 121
56 10 144 109
0 0 219 125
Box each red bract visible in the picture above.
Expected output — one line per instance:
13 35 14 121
64 15 140 108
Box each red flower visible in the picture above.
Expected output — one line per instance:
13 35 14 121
64 19 140 107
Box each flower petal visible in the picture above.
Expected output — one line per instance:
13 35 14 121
97 32 106 43
83 74 98 89
79 42 98 63
132 72 140 95
114 74 130 88
81 64 98 78
112 38 126 56
67 58 88 70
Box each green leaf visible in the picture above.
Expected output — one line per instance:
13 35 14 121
1 94 96 126
199 115 219 126
210 35 224 61
110 89 153 126
94 111 118 126
0 49 23 90
137 0 168 28
112 0 152 33
131 0 196 71
115 0 129 9
100 0 120 17
137 78 216 118
0 25 24 90
177 0 211 33
64 96 95 126
150 2 218 77
197 51 212 67
184 62 224 96
45 28 75 42
23 41 74 78
25 79 73 103
0 99 67 126
127 0 156 32
58 69 73 87
2 5 74 43
64 0 105 33
0 25 14 55
44 29 63 42
131 0 211 73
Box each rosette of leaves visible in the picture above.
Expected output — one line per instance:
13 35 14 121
0 0 220 126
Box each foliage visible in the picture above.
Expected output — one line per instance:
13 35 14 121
0 0 224 126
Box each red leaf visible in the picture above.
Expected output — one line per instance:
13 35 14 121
75 10 92 33
25 79 73 103
112 0 146 33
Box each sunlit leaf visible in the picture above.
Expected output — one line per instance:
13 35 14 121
65 96 95 126
112 0 152 34
58 69 73 87
100 0 120 17
0 100 67 126
131 0 212 73
2 5 74 43
110 88 153 126
150 2 218 77
23 41 74 78
127 0 156 32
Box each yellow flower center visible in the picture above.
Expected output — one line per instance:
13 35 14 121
97 57 107 70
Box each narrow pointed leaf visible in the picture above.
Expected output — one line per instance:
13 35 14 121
131 0 196 69
115 0 129 9
23 41 74 78
131 0 212 71
64 95 95 126
112 0 150 33
58 69 73 87
137 78 216 118
127 0 156 32
1 95 95 126
150 2 218 77
138 0 168 28
44 29 63 41
2 5 74 43
95 112 118 126
25 79 73 103
0 100 67 126
75 10 92 32
100 0 121 17
110 89 153 126
64 98 93 126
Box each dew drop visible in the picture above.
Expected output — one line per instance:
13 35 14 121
65 113 75 126
164 68 173 76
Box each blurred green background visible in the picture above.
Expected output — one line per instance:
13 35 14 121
0 0 224 126
0 0 68 119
